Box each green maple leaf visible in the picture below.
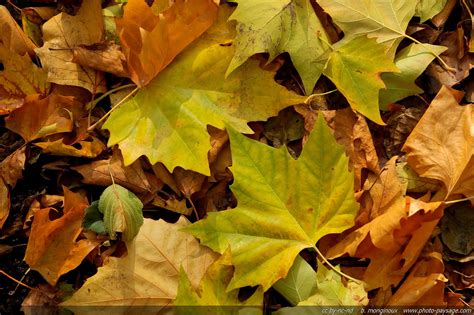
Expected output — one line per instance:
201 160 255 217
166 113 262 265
103 6 305 175
174 250 263 314
184 115 359 291
226 0 331 95
318 0 419 52
379 43 447 109
323 36 398 124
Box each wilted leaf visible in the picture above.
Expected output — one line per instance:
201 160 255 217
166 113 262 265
24 188 100 285
0 146 26 188
0 44 49 115
380 43 447 109
327 197 444 290
402 86 473 201
103 6 306 175
98 184 144 241
71 42 129 77
175 249 263 313
318 0 418 51
35 0 106 93
323 36 398 124
388 251 447 306
185 115 359 290
62 217 217 307
0 6 36 56
117 0 219 86
72 149 162 194
227 0 331 94
35 137 106 158
415 0 449 23
323 108 380 191
5 94 74 142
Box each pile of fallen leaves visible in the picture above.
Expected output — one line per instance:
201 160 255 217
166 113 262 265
0 0 473 313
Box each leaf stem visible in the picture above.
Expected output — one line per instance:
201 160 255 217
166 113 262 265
403 33 455 72
445 196 474 205
304 89 338 105
0 269 37 292
86 83 137 110
88 86 139 132
312 245 361 284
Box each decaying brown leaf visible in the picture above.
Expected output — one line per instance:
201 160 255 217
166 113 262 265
0 178 9 229
72 149 162 195
403 86 473 201
72 42 129 77
116 0 219 86
0 6 36 56
327 196 444 290
24 188 101 285
34 0 106 93
35 137 106 158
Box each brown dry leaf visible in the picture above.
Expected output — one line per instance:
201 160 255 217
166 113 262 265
24 187 100 285
0 6 36 56
0 146 26 188
327 197 444 290
432 0 457 28
296 106 380 191
24 196 64 231
5 94 75 142
72 149 162 195
362 157 406 219
388 251 447 306
72 42 129 77
208 126 232 182
35 0 106 93
152 195 192 215
426 30 473 89
0 44 49 115
173 167 206 199
0 178 9 229
152 162 181 196
384 107 424 158
402 86 474 201
35 137 106 158
21 284 57 313
117 0 219 86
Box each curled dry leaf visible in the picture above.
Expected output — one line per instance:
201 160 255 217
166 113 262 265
387 251 447 306
117 0 219 86
61 217 217 308
0 6 36 56
72 149 162 195
0 44 49 115
35 137 106 158
34 0 106 93
71 42 129 77
24 187 101 285
402 86 474 202
0 146 26 229
327 196 444 290
5 94 75 142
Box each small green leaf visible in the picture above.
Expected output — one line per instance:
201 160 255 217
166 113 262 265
83 200 107 235
98 184 144 241
273 255 318 305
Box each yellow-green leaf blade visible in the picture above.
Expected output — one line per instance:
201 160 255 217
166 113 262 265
184 115 359 291
379 43 447 109
103 6 305 175
323 36 398 124
227 0 331 94
174 250 263 314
